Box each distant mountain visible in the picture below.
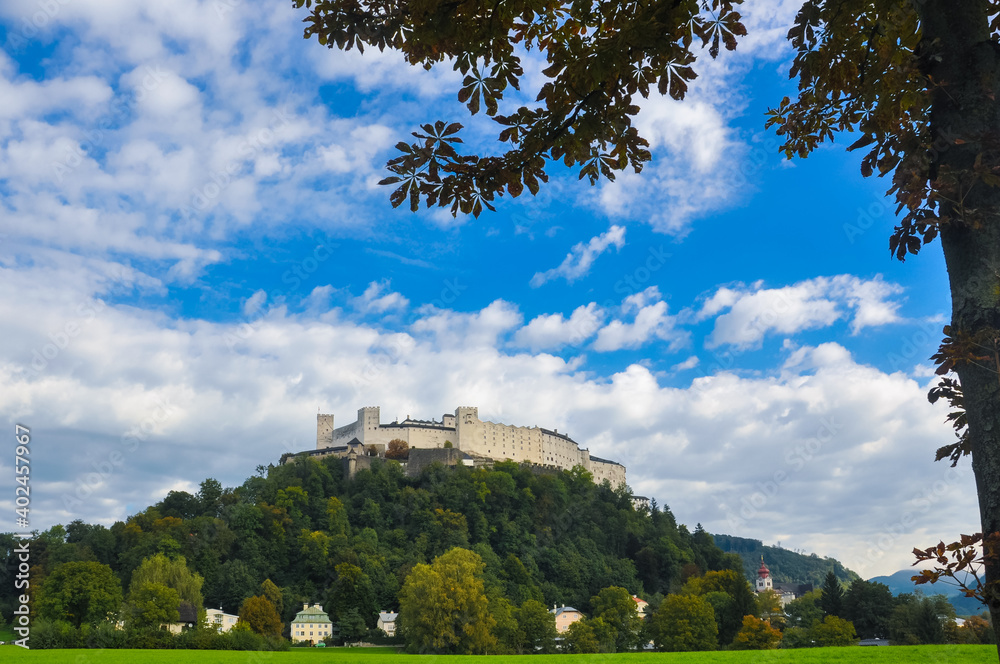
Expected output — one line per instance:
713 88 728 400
712 533 859 588
869 569 987 617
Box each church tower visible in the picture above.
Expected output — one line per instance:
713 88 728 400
755 557 773 593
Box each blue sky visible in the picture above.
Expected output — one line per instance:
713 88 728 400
0 0 976 579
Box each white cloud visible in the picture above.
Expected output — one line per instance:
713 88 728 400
513 303 604 351
593 287 688 352
703 275 905 349
351 280 409 314
672 355 700 371
0 264 967 579
530 225 626 287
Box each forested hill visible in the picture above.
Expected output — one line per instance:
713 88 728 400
712 533 859 587
1 457 743 631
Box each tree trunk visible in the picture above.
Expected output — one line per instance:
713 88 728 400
921 0 1000 653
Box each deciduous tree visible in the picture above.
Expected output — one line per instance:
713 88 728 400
810 615 858 647
590 586 642 652
37 561 122 628
125 581 180 627
294 0 1000 651
648 593 717 652
398 547 497 653
238 595 283 637
732 614 782 650
386 438 409 460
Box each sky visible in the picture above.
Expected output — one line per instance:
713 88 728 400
0 0 979 581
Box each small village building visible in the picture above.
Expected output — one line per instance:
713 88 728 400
632 596 648 617
377 611 398 637
290 603 333 644
165 601 199 635
550 605 584 633
754 557 813 607
206 608 239 632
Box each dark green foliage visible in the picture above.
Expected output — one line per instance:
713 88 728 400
37 561 123 628
890 594 957 645
713 534 859 587
820 570 845 617
842 579 895 639
2 459 732 651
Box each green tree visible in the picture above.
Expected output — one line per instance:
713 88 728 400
682 570 756 645
296 0 1000 647
37 561 123 628
258 579 283 617
564 619 600 653
810 615 858 647
785 589 823 629
590 586 642 652
755 589 785 630
515 599 557 653
125 581 180 627
819 570 844 618
129 553 204 609
648 593 717 652
842 579 895 640
398 547 496 653
328 563 376 630
238 595 283 637
732 614 782 650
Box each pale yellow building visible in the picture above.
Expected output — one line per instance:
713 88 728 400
550 605 584 633
290 603 333 644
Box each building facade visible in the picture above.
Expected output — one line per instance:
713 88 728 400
206 608 239 632
550 605 584 633
291 603 333 644
312 406 626 486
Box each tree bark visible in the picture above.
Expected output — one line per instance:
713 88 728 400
921 0 1000 652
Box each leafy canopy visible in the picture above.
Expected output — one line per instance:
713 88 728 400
294 0 745 216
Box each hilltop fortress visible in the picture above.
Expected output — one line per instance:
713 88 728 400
300 406 626 487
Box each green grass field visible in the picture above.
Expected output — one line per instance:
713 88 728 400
1 646 996 663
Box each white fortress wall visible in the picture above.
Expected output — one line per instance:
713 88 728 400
317 405 626 486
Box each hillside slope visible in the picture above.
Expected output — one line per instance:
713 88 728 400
712 533 859 587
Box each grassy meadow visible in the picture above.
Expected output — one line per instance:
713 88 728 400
1 645 997 664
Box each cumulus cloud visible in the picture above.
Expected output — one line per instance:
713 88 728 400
0 262 967 578
593 287 688 352
702 275 905 349
513 303 605 351
351 280 409 314
530 225 626 287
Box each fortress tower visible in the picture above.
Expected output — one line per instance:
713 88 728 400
317 413 334 448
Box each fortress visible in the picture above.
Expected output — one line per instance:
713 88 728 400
297 406 626 487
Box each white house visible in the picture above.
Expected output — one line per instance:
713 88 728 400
377 611 398 637
206 608 239 632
